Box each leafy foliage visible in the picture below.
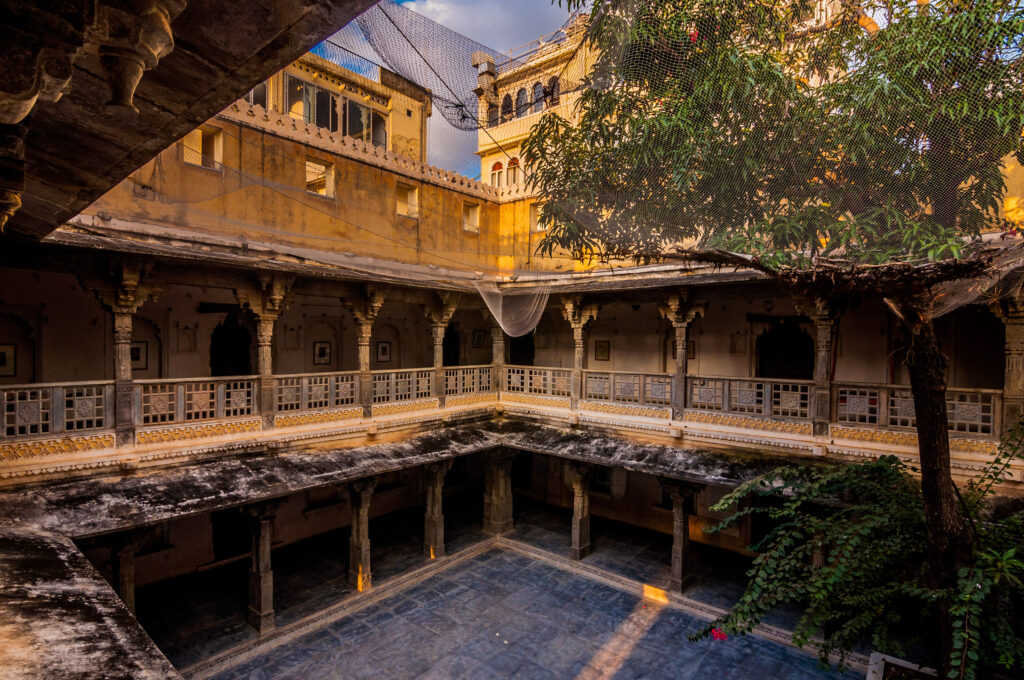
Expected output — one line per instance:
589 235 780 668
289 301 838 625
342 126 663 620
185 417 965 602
690 426 1024 678
525 0 1024 267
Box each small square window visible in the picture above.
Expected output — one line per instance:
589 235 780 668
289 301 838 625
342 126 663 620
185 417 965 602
182 126 222 170
396 182 418 217
530 202 547 232
463 202 480 233
305 158 334 197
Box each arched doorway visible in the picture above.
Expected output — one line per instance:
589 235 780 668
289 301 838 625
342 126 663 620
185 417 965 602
442 325 460 366
509 333 535 366
755 321 813 380
210 312 253 376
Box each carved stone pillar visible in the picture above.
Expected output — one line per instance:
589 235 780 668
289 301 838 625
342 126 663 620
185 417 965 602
564 462 591 560
996 299 1024 435
811 301 836 437
236 275 293 428
491 325 506 392
342 287 386 418
348 478 377 591
483 451 516 535
114 536 138 614
561 296 599 408
424 460 453 559
659 292 706 420
659 479 702 593
426 293 460 406
83 261 160 447
247 504 277 634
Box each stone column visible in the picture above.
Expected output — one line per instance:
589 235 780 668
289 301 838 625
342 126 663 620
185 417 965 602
564 462 591 560
660 479 701 593
999 301 1024 435
236 275 293 428
483 451 515 535
114 536 138 614
426 292 460 407
247 505 276 633
811 301 835 437
491 325 506 392
561 296 599 408
342 287 386 418
659 292 705 420
83 261 160 447
348 478 377 591
424 460 453 559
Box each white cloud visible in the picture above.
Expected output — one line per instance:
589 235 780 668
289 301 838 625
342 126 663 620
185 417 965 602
401 0 573 52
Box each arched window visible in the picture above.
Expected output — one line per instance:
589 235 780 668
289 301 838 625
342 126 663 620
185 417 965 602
515 88 528 117
532 82 544 113
501 94 513 121
508 157 520 185
547 77 560 106
490 162 503 187
487 104 498 127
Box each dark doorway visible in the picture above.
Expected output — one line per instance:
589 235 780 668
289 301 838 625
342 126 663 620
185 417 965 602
210 508 250 562
442 325 460 366
509 333 535 365
210 312 253 376
755 321 813 380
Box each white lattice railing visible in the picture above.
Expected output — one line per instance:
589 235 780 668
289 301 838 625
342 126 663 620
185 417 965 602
583 370 672 407
835 383 1000 436
1 381 115 439
275 372 358 412
135 377 256 425
372 369 433 404
687 376 813 420
444 366 492 395
503 365 573 397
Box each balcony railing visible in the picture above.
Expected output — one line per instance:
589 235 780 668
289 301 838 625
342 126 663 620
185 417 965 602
583 370 672 407
444 366 492 395
372 369 433 404
275 372 358 412
504 365 572 397
835 382 1000 436
1 381 114 439
687 376 813 420
135 377 257 425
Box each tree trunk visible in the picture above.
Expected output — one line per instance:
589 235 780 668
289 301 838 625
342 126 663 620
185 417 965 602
896 303 974 677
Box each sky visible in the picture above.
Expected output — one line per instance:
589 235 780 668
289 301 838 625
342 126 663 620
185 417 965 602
399 0 574 54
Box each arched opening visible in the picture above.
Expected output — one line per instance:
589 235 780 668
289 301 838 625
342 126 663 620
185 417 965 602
546 77 560 106
532 82 544 113
507 157 520 185
490 162 503 187
515 88 527 117
755 321 813 380
509 333 535 366
487 104 498 127
501 94 513 121
209 312 253 376
0 312 35 384
442 325 460 366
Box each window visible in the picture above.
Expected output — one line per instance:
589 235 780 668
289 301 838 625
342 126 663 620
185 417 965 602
490 162 503 187
515 88 528 117
288 76 339 132
487 104 498 127
501 94 513 121
532 82 544 114
372 111 387 148
396 182 418 217
305 158 334 197
508 158 520 186
182 125 222 169
530 202 546 232
244 81 267 109
346 98 370 142
463 202 480 233
547 77 560 106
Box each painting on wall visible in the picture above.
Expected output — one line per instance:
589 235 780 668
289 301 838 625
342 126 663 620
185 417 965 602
471 329 486 349
0 344 14 377
376 340 392 363
687 340 696 360
130 341 148 370
594 340 610 362
313 341 332 366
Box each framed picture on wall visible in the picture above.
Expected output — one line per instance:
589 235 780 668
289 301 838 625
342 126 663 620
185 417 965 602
0 344 15 377
594 340 610 361
130 341 148 370
313 341 332 365
471 329 486 349
687 340 695 360
376 340 392 363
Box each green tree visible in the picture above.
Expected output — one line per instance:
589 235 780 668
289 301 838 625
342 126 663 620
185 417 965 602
523 0 1024 676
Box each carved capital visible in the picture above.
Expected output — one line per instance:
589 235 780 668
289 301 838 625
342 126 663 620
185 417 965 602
82 259 161 316
658 290 706 328
341 285 387 329
560 295 600 332
235 273 294 323
426 291 461 327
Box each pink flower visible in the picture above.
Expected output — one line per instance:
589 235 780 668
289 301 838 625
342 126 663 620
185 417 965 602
711 628 728 641
689 30 699 43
